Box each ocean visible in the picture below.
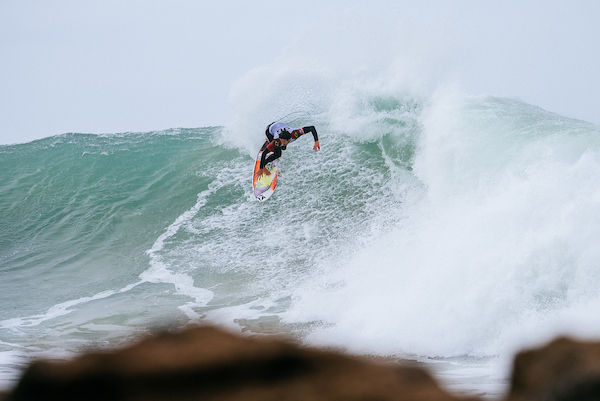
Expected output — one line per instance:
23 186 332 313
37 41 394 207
2 90 600 399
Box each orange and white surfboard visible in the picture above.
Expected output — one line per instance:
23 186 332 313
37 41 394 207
252 142 280 202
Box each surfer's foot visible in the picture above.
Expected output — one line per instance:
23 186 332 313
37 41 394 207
256 168 271 177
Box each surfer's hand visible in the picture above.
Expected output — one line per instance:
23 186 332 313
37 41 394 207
313 140 320 151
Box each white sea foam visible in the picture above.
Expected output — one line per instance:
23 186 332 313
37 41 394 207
0 283 141 332
220 12 600 368
141 185 221 319
281 89 600 363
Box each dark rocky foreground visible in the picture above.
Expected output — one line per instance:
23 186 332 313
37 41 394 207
508 337 600 401
2 325 599 401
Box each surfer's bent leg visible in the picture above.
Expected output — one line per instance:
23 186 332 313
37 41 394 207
260 147 282 169
265 123 275 141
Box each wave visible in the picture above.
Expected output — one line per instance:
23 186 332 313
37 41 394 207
1 87 600 396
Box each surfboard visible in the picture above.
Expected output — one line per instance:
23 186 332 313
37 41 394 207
252 141 281 202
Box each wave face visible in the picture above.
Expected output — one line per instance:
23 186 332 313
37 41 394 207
2 91 600 394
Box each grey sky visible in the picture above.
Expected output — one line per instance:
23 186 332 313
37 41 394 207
1 0 598 145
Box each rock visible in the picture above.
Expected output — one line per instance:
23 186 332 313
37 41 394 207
6 325 477 401
508 336 600 401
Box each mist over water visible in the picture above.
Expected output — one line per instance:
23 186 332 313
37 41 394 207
285 93 600 360
2 7 600 399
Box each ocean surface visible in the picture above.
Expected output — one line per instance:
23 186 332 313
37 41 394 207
2 91 600 399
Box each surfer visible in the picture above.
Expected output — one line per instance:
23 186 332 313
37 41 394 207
255 122 320 177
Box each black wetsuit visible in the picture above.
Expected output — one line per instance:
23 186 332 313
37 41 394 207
259 124 319 169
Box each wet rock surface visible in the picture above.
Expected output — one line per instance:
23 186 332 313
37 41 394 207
508 336 600 401
5 326 600 401
4 325 477 401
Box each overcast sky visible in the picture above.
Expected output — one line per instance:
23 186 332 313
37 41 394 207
1 0 599 145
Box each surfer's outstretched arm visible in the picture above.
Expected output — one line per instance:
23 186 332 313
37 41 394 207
299 126 320 151
302 126 319 141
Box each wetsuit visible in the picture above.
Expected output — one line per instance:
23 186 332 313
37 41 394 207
259 122 319 169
